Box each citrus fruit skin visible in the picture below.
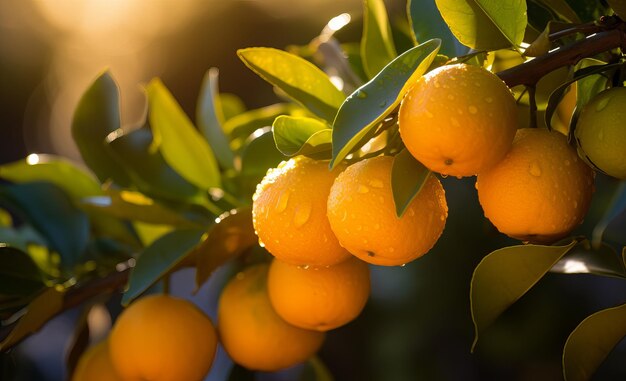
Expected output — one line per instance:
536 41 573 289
108 294 217 381
218 264 325 372
476 128 595 243
575 87 626 179
267 257 370 331
327 156 447 266
398 63 517 177
252 156 351 267
72 340 123 381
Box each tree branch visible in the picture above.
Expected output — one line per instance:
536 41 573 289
497 27 626 87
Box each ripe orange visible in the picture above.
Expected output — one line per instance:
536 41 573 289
218 264 325 371
108 294 217 381
252 156 350 267
476 128 594 243
72 340 122 381
327 156 447 266
267 257 370 331
398 63 518 177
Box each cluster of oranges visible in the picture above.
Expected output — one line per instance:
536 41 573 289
73 63 600 379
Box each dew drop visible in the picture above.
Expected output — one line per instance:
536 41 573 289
434 81 441 88
441 174 449 178
389 247 395 253
573 201 578 208
369 179 384 188
400 263 406 267
474 81 481 87
425 110 434 118
379 100 388 108
564 159 571 166
485 97 493 103
374 223 380 230
323 234 329 243
447 94 455 101
363 239 368 244
450 117 460 127
258 239 265 248
294 203 312 227
529 162 542 177
367 251 375 257
275 191 290 212
356 225 363 231
468 105 478 114
444 158 453 166
358 185 370 194
408 209 415 217
440 214 445 221
357 90 368 99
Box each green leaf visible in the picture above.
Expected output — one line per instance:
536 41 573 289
0 154 103 199
330 39 441 168
470 240 578 351
197 68 235 169
607 0 626 18
219 93 246 121
545 62 619 131
408 0 463 57
0 209 11 227
147 79 221 190
106 127 200 201
361 0 397 79
550 241 626 278
122 229 205 305
0 286 65 351
0 182 90 268
391 150 432 217
71 71 131 186
0 246 45 297
272 116 332 158
563 303 626 381
592 182 626 247
435 0 527 50
80 190 203 228
533 0 581 23
224 103 302 144
195 207 257 290
240 128 286 178
300 356 334 381
237 48 345 122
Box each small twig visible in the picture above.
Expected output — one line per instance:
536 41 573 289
527 85 538 128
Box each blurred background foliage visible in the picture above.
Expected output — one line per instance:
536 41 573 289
1 0 626 380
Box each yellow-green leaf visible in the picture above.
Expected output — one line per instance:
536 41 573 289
272 115 332 158
0 154 102 200
197 68 235 169
237 48 345 122
0 286 65 351
435 0 527 50
195 207 257 290
330 39 441 168
362 0 397 78
147 79 221 190
391 149 432 217
563 303 626 381
470 240 577 351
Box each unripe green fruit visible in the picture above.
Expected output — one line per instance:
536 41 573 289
575 87 626 179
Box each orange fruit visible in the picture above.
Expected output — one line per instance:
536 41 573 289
267 257 370 331
218 264 325 371
109 294 217 381
476 128 594 243
72 340 122 381
252 156 350 267
398 63 518 177
327 156 447 266
575 87 626 179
